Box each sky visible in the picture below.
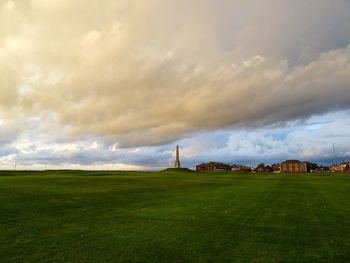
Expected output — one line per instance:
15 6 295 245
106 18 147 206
1 0 350 170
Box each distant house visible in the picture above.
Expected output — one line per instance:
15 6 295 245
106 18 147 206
280 160 310 173
307 162 319 172
231 164 241 171
272 163 281 173
330 162 350 173
231 164 252 172
319 166 331 172
255 163 273 173
196 162 231 172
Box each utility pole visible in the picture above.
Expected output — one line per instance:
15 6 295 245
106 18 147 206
333 143 336 165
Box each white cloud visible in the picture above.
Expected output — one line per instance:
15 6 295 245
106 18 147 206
178 111 350 166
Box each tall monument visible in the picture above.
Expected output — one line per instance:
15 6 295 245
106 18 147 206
175 145 181 168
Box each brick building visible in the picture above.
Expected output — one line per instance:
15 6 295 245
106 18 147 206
280 160 310 173
196 162 231 172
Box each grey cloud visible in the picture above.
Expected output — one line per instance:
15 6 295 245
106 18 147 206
1 111 349 169
6 134 172 168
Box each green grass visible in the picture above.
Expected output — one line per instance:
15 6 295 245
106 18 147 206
0 170 349 262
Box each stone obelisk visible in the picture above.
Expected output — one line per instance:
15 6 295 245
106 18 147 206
175 145 181 168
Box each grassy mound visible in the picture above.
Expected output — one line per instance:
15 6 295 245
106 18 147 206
161 167 195 172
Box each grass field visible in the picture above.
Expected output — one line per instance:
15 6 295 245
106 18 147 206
0 170 349 262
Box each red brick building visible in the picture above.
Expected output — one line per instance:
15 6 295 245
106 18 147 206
196 162 231 172
280 160 309 173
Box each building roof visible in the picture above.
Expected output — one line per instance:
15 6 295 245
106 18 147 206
281 160 304 164
196 162 230 166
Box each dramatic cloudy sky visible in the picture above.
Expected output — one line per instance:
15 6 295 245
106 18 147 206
1 0 350 170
